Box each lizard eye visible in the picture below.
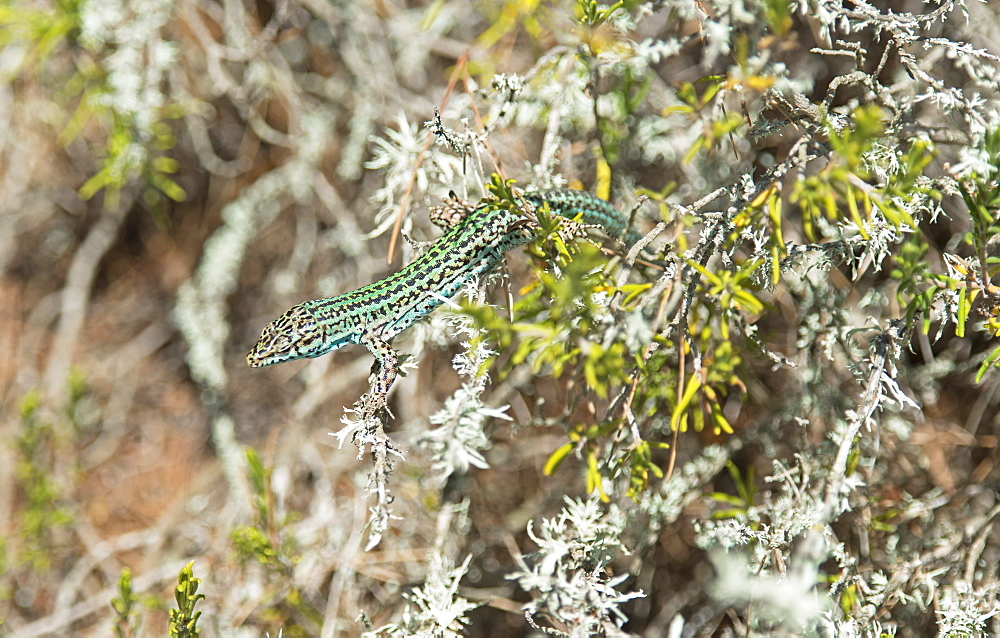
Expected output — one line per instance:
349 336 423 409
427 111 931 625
271 332 292 354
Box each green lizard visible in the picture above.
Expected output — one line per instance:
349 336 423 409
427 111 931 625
246 187 640 417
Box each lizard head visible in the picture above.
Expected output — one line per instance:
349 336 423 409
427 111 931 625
246 304 326 367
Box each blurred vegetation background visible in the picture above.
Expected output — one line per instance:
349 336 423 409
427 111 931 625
2 0 1000 636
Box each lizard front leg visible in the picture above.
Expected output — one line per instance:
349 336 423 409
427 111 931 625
360 331 399 420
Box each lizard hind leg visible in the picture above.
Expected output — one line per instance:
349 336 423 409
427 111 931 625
429 192 478 230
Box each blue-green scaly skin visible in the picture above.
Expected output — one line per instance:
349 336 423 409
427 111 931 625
246 189 636 412
522 189 641 247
